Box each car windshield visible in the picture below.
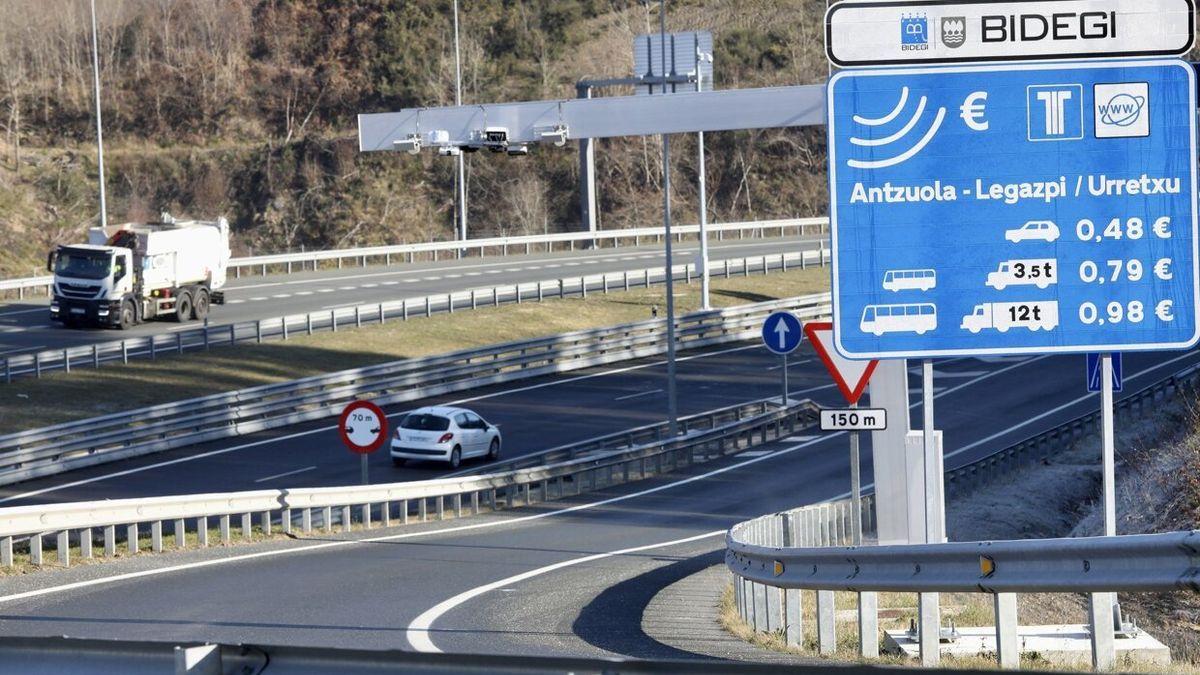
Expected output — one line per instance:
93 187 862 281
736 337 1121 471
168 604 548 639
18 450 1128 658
55 249 111 280
400 413 450 431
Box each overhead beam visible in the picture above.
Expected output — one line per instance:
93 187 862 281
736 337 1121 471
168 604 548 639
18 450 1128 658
357 84 826 152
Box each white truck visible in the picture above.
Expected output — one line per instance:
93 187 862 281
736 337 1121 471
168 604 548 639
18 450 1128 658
960 301 1059 334
985 259 1057 290
47 215 230 329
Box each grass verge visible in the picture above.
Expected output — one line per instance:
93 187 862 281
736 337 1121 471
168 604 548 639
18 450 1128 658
0 267 829 434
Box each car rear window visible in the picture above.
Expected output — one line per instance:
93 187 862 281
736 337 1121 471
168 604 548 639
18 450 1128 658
400 414 450 431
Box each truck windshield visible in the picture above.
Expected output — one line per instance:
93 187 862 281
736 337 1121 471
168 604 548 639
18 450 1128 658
55 250 111 280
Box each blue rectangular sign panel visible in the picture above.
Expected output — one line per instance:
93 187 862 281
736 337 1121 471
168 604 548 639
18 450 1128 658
829 60 1198 359
1086 353 1123 393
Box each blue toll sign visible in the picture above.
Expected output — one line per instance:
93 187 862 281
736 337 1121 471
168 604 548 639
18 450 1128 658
828 60 1198 359
1086 353 1123 393
762 311 803 355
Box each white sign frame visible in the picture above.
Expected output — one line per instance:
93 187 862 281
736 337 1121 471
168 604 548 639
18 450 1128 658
826 0 1196 67
820 408 889 431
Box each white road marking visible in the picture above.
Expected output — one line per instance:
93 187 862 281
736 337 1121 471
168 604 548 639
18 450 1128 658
908 368 988 378
445 274 462 279
0 345 46 356
295 291 314 296
361 283 379 288
406 530 724 653
613 388 663 401
381 281 399 286
734 450 773 458
0 344 757 505
466 272 482 276
0 307 49 317
250 297 269 302
226 299 246 305
316 289 335 293
253 466 318 483
403 279 421 283
767 358 814 370
338 286 357 291
271 294 292 299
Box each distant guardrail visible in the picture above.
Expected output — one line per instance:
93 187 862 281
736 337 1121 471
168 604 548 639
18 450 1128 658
0 399 821 572
0 217 828 298
0 292 831 487
1 248 830 382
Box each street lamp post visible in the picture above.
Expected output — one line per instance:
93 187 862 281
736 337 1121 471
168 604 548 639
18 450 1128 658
453 0 467 242
89 0 107 228
659 0 679 436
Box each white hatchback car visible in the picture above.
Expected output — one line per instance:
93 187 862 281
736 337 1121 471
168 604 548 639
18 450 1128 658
1004 220 1060 243
390 406 501 469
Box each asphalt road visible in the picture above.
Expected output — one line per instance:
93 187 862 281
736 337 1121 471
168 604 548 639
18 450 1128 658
1 346 1196 661
0 235 824 355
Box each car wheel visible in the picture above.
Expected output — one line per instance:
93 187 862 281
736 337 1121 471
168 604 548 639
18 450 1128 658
487 438 500 461
174 292 192 323
448 447 461 469
392 457 407 467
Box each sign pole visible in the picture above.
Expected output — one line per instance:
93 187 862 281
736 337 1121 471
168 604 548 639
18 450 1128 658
919 359 940 666
1101 354 1116 537
361 454 369 486
849 400 862 545
781 352 788 406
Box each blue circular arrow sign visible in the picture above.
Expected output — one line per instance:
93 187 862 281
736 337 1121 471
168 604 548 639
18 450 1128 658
762 311 803 355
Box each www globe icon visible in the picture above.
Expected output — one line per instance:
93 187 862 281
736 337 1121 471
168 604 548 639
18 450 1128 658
1100 94 1146 127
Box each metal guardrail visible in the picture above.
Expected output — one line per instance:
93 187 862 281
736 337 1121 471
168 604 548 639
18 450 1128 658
0 398 821 571
945 361 1200 499
0 293 831 487
1 248 829 382
724 361 1200 669
727 500 1199 668
0 217 828 297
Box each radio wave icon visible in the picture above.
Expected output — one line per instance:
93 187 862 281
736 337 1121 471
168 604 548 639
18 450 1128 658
848 87 946 170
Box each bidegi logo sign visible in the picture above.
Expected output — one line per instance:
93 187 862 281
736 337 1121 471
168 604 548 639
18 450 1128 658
826 0 1195 67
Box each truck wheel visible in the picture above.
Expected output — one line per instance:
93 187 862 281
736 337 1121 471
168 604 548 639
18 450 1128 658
192 289 210 321
174 292 192 323
118 302 135 330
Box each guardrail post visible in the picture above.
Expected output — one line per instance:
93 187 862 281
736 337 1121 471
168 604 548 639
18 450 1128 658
56 531 69 566
752 581 768 633
174 519 186 549
538 282 544 302
471 491 480 515
454 494 463 518
261 511 272 536
401 499 410 524
323 507 333 533
282 509 293 534
176 332 183 354
724 260 730 278
354 306 362 328
558 279 565 298
220 515 231 544
331 310 338 332
994 593 1019 669
581 276 588 298
858 591 879 658
402 300 409 320
378 302 386 324
919 593 940 666
302 509 313 534
623 271 630 291
127 524 139 555
419 499 427 522
436 497 445 521
152 521 163 553
471 290 477 310
340 505 352 532
306 313 313 335
361 504 371 530
782 514 803 646
3 358 9 384
817 590 836 655
150 336 156 360
1089 593 1116 670
63 348 69 374
256 320 263 343
2 536 13 567
80 528 92 560
447 293 454 313
92 344 99 369
30 533 42 565
104 526 116 557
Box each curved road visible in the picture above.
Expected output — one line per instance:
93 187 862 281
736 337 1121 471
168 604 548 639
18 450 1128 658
0 235 825 355
1 347 1196 661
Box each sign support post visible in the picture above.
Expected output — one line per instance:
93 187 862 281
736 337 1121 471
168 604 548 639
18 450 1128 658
849 400 862 545
919 359 941 666
339 400 388 489
780 352 788 406
361 454 369 486
1093 353 1119 667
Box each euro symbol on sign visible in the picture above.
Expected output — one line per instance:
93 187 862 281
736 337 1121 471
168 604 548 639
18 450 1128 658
1156 300 1175 322
1155 258 1174 281
960 91 988 131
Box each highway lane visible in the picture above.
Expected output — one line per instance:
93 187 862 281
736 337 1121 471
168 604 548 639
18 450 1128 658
2 347 1195 658
0 235 824 354
0 341 847 507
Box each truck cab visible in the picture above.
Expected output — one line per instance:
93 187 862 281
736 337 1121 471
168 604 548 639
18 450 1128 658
48 245 136 328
